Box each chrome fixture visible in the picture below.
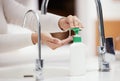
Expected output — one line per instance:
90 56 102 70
23 9 43 66
41 0 49 14
95 0 110 72
22 10 43 80
22 0 49 80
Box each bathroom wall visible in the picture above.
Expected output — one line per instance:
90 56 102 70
76 0 120 56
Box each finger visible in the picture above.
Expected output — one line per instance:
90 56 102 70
46 41 59 50
67 15 74 27
73 16 80 27
61 36 73 45
73 16 83 28
48 37 61 44
51 38 61 44
58 17 70 30
46 36 72 50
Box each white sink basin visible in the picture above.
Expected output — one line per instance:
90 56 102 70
0 63 70 79
0 42 120 81
0 57 98 79
0 58 120 81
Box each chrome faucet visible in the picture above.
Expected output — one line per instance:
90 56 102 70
22 0 49 80
22 10 43 80
95 0 110 72
41 0 49 14
23 10 42 61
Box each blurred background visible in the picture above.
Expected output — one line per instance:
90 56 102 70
16 0 120 56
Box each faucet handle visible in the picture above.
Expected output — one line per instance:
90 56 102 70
98 46 106 54
99 61 110 72
105 37 116 62
35 59 44 81
36 59 44 70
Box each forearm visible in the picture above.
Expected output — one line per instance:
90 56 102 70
3 0 62 33
0 33 33 53
0 32 51 52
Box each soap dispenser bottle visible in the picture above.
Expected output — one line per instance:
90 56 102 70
70 27 87 76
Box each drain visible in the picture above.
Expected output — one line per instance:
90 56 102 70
24 75 34 78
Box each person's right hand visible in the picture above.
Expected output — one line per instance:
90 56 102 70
41 33 72 50
32 32 72 50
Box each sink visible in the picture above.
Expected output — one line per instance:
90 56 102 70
0 57 98 79
0 64 35 79
0 46 120 81
0 57 120 81
0 63 69 79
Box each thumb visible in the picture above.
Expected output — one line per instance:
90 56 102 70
61 36 73 45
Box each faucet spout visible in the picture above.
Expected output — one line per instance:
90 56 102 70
22 10 43 80
23 10 42 63
41 0 49 14
22 0 49 66
22 0 49 80
95 0 110 72
95 0 106 47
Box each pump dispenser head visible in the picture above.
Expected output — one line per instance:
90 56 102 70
71 28 81 42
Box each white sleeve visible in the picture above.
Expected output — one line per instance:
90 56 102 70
0 33 33 53
2 0 62 33
1 0 62 52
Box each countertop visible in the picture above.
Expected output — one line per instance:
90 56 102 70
0 44 120 81
0 61 120 81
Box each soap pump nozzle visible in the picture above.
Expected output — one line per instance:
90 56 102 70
71 27 80 34
71 28 81 42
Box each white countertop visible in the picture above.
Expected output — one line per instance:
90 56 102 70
0 60 120 81
0 44 120 81
0 57 120 81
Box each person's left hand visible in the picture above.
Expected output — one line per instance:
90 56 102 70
58 15 83 31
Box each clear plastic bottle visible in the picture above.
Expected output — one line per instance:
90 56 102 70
70 28 87 76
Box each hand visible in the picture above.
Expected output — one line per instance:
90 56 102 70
32 33 72 50
58 15 83 31
41 33 72 50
